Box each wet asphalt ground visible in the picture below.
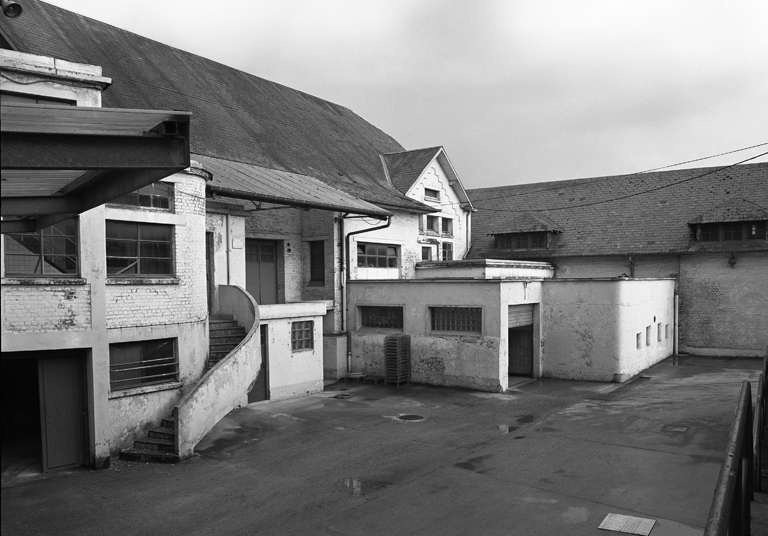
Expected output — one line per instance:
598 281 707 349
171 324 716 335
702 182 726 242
1 355 763 535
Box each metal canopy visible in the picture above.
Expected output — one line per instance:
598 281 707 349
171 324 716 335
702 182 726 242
1 103 191 233
199 154 392 218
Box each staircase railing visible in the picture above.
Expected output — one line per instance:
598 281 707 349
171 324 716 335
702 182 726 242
172 285 260 458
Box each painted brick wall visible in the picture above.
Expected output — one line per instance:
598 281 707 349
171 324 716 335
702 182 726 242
301 209 336 303
679 252 767 353
106 177 207 328
2 284 91 332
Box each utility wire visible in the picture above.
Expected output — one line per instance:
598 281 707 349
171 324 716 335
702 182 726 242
471 150 768 214
469 142 768 202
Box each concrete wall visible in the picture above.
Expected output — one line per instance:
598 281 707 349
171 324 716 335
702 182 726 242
349 280 519 392
540 278 675 381
416 259 554 280
552 253 767 355
259 302 326 400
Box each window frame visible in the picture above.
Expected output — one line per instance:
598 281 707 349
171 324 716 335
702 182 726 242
441 218 453 237
291 320 314 351
3 218 80 277
429 306 482 335
424 188 440 201
109 338 179 392
106 220 175 277
308 240 325 286
359 305 404 330
356 242 399 269
426 216 439 234
109 182 174 211
697 221 767 242
441 242 453 261
495 232 549 250
421 246 432 261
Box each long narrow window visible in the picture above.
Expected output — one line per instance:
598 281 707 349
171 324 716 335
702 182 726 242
106 221 173 276
309 241 325 286
430 307 482 334
4 219 79 276
495 232 548 250
442 242 453 261
110 182 173 210
109 338 178 391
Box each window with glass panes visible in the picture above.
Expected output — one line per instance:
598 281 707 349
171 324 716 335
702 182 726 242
441 218 453 236
4 218 79 276
106 221 173 276
291 321 314 351
495 232 548 250
360 306 403 329
109 338 178 391
430 307 482 334
110 182 173 210
357 243 398 268
442 242 453 261
699 221 767 241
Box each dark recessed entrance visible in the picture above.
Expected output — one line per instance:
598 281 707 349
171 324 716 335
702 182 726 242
508 326 533 377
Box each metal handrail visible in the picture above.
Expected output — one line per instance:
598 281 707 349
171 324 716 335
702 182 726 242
754 373 764 492
704 380 754 536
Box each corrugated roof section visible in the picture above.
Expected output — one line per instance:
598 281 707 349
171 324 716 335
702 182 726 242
198 155 391 217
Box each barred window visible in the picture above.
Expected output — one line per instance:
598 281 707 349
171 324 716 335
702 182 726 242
495 232 548 250
430 307 482 334
106 221 173 276
110 182 173 210
360 306 403 329
309 240 324 285
357 243 398 268
291 321 314 351
109 338 178 391
4 218 79 276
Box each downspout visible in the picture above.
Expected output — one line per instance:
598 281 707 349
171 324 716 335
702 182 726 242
674 254 681 355
342 215 392 374
225 213 231 284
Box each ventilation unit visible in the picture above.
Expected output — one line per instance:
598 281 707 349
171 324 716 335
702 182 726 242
384 333 411 387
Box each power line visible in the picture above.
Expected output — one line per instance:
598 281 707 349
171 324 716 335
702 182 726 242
471 150 768 215
469 142 768 202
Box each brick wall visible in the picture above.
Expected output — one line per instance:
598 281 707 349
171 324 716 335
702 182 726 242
106 178 207 329
2 284 91 332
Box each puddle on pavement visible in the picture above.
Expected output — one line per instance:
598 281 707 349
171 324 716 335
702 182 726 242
338 477 390 497
332 394 352 399
397 414 424 421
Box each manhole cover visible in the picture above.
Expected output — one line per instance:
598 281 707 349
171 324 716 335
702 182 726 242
333 394 352 399
397 414 424 421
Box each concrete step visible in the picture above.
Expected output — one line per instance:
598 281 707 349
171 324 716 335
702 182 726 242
210 335 246 345
161 416 176 429
133 436 175 453
148 426 175 441
210 320 239 329
210 327 247 337
210 314 234 321
119 448 180 464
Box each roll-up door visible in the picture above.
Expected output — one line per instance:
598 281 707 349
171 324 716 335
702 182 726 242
508 305 533 328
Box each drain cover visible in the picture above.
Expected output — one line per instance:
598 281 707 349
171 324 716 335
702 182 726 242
333 394 352 399
397 414 424 421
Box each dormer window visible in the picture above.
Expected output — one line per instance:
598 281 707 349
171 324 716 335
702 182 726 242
495 232 548 250
697 221 766 241
424 188 440 201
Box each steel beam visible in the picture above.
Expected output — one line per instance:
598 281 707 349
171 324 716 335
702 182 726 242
1 196 80 216
1 133 188 170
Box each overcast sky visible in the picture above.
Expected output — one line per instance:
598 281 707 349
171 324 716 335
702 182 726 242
44 0 768 189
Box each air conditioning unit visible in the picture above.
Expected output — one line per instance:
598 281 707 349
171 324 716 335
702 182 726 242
384 333 411 387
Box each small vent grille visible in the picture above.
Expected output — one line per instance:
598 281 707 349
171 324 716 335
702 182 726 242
384 333 410 387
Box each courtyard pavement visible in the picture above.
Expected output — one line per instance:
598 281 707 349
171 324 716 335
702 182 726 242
1 355 763 535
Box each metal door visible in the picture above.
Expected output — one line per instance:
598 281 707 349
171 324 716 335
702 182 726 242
38 355 86 471
508 326 533 376
245 239 277 305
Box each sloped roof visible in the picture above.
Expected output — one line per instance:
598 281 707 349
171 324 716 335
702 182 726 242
382 146 475 210
688 197 768 224
382 147 442 193
0 0 430 213
467 163 768 259
486 212 563 235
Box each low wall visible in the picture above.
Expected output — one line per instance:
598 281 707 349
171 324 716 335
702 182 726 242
260 302 326 400
174 285 259 458
540 278 675 381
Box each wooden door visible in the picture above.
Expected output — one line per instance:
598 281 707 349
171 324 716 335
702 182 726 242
508 327 533 376
38 355 86 471
245 239 278 305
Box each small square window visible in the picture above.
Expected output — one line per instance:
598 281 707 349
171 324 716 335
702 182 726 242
291 321 314 351
422 247 432 261
441 218 453 236
426 216 439 234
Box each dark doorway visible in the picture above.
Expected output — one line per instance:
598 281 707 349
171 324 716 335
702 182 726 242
206 231 214 312
508 327 533 376
245 239 278 305
248 324 269 403
1 351 87 479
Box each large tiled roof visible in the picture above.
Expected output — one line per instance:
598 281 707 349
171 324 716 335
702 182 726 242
382 147 442 193
1 0 430 213
467 163 768 259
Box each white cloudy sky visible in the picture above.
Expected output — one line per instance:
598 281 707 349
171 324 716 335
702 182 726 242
44 0 768 188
